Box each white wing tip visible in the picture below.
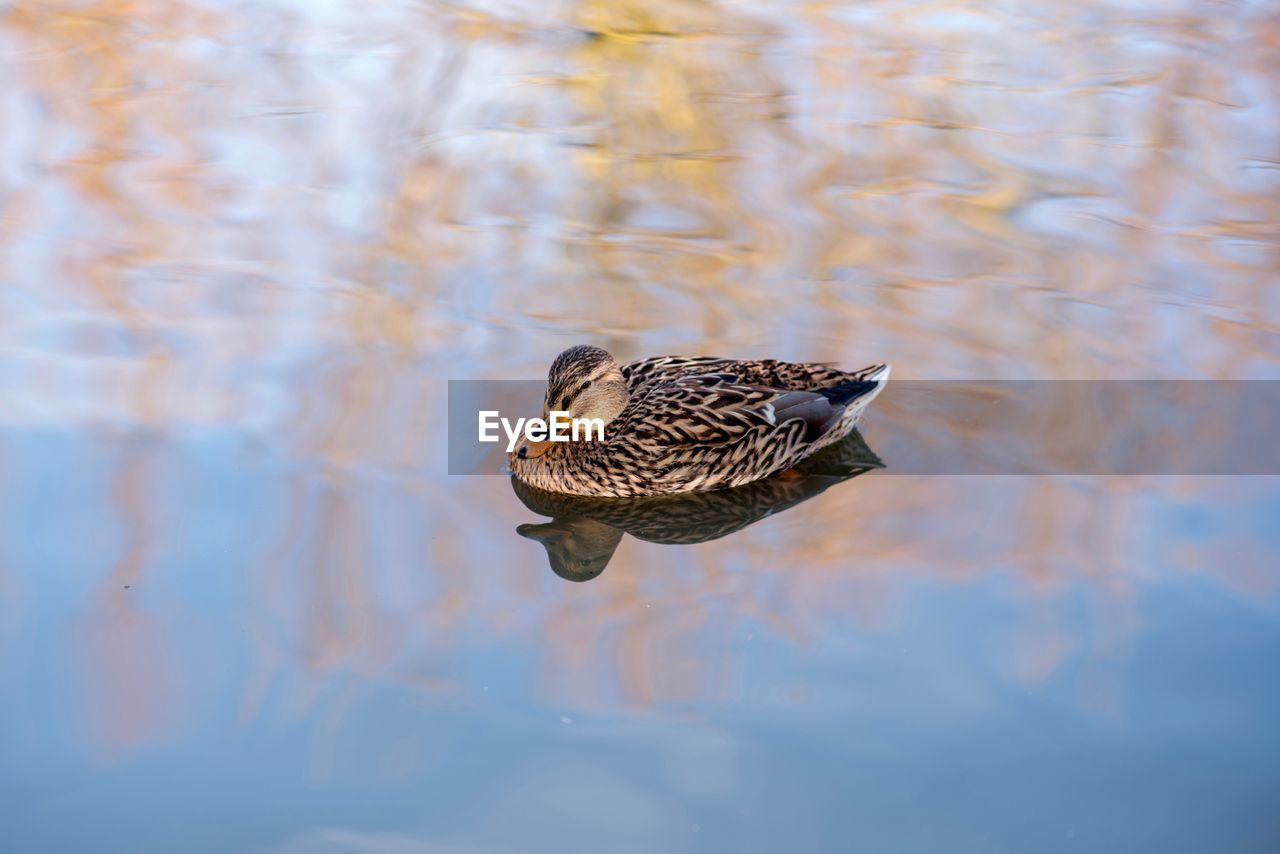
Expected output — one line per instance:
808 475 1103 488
858 364 890 406
866 363 891 384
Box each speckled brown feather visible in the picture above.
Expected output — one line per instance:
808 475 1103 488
514 429 883 543
510 350 889 497
513 430 883 580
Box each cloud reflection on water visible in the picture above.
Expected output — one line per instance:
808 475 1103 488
0 0 1278 849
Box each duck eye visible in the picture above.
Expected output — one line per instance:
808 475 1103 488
560 379 592 411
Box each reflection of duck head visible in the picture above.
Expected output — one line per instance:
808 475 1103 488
516 518 624 582
514 429 883 581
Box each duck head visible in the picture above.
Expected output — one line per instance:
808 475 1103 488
517 345 629 460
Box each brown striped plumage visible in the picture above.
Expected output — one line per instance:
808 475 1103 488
509 345 890 497
514 429 884 581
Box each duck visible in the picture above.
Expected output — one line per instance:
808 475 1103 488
513 429 884 580
508 345 889 497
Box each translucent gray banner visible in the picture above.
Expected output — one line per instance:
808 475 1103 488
448 380 1280 476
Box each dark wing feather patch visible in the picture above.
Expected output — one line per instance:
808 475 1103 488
620 374 847 450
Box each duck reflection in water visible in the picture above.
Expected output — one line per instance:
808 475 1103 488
514 430 883 582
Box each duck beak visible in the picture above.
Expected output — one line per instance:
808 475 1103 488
517 439 553 459
516 522 574 543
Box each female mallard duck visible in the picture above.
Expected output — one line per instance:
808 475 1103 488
508 345 889 498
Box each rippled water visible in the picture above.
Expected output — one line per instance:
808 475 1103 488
1 1 1278 852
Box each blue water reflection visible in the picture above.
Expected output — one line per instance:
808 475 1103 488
2 431 1278 852
2 0 1279 849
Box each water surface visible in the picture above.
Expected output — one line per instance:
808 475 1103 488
1 1 1278 851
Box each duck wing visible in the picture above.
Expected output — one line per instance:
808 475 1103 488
622 356 735 389
608 373 881 491
623 355 883 394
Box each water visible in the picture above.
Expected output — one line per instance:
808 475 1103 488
1 0 1278 851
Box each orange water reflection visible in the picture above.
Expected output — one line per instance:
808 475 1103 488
43 438 1277 757
0 0 1277 762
